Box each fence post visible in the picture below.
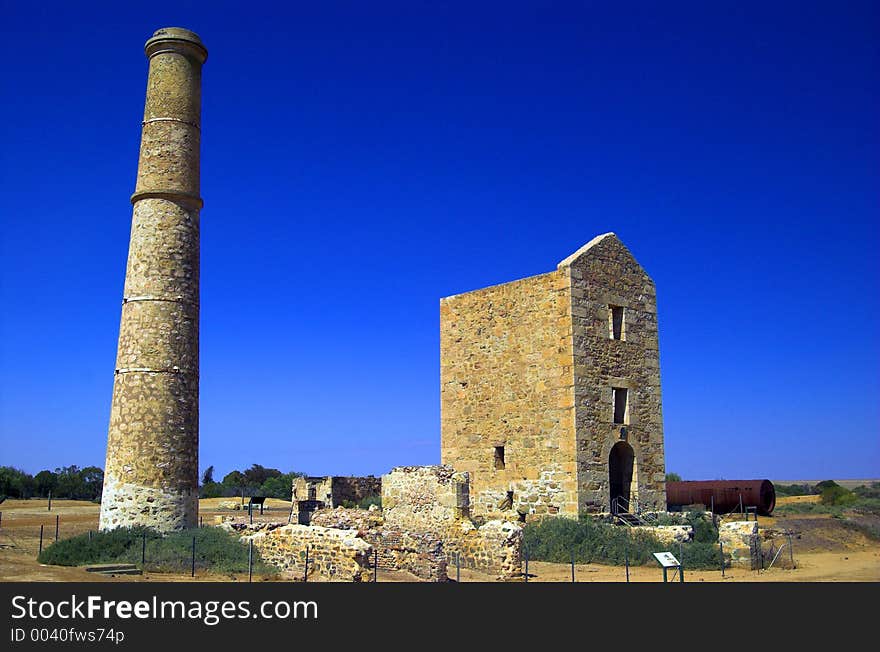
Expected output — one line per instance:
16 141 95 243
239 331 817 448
142 533 146 565
625 547 630 583
456 552 461 583
48 491 51 512
788 533 794 568
88 530 92 542
249 503 253 525
191 536 196 577
1 511 3 530
524 549 529 583
248 539 253 583
374 548 378 582
55 515 59 542
303 546 309 582
570 549 575 583
199 516 203 528
739 493 744 517
38 524 44 555
720 541 725 577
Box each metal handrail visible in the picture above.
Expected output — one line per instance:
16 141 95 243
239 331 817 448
612 495 653 527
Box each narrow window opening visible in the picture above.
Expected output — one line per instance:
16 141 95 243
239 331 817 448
610 305 625 340
613 387 628 424
494 446 505 470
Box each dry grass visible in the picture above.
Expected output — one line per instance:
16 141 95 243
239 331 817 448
1 497 878 582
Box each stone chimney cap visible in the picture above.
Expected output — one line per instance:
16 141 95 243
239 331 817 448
145 27 208 62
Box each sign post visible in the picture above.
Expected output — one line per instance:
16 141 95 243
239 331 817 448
653 552 683 583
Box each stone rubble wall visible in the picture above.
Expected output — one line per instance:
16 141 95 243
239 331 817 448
444 519 523 580
369 528 447 582
310 506 447 582
630 525 693 544
291 476 382 524
235 523 373 582
382 466 523 580
719 520 759 568
382 466 471 534
310 506 384 531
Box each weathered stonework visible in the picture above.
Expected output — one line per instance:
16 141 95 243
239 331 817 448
631 525 693 544
719 520 759 568
291 476 381 524
237 523 373 582
440 234 666 519
100 28 207 532
382 466 523 580
310 506 447 582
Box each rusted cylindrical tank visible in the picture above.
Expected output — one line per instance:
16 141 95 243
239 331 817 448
666 480 776 516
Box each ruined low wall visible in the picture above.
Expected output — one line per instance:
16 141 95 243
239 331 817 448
382 466 523 580
719 520 758 568
630 525 693 544
382 465 470 534
237 523 373 582
310 506 384 531
370 528 447 582
445 519 523 580
310 506 447 582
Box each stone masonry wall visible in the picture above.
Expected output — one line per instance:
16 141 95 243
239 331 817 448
311 507 446 581
440 272 579 518
719 520 759 568
238 523 373 582
292 476 381 524
561 233 666 513
439 233 666 518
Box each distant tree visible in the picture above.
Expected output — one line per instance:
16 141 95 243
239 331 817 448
34 470 58 498
221 470 245 489
0 466 35 498
854 482 880 500
665 472 682 482
820 484 856 507
201 465 215 486
80 467 104 501
243 464 282 487
54 466 83 499
200 481 224 499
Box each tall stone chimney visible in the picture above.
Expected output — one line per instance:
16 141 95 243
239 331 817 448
99 28 207 531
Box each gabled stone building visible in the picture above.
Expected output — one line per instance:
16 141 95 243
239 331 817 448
440 233 666 519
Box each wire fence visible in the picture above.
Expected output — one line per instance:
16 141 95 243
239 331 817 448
1 508 798 583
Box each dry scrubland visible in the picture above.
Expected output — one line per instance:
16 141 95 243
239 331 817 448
1 495 877 582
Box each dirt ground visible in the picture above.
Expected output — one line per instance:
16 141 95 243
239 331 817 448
1 497 877 583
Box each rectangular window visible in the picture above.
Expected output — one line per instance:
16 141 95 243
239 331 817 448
610 305 625 340
613 387 628 424
494 446 505 470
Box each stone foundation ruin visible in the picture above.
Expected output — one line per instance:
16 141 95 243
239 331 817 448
224 464 524 582
291 475 381 525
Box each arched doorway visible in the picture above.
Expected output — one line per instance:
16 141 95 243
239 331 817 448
609 441 636 514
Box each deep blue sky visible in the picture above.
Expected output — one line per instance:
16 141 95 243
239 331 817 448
1 1 877 481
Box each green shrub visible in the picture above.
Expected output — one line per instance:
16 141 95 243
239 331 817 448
854 483 880 500
820 485 856 506
339 495 381 510
665 472 682 482
523 516 720 569
38 527 277 575
358 495 381 510
775 483 817 497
